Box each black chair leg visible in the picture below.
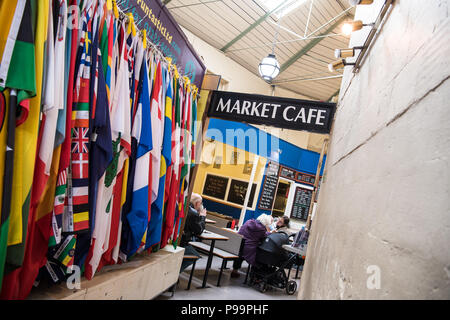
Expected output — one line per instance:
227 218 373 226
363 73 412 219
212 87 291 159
170 283 176 297
244 264 251 285
186 260 197 290
217 259 227 287
295 263 300 279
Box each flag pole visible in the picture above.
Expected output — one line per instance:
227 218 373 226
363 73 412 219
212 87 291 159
0 89 17 288
238 154 260 228
176 91 213 247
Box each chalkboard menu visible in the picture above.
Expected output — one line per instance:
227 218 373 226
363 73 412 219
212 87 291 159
202 174 229 200
291 186 313 221
280 167 296 179
258 162 280 210
296 172 316 185
227 179 257 206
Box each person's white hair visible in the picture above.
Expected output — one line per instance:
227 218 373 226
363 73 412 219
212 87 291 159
256 214 273 227
190 193 202 205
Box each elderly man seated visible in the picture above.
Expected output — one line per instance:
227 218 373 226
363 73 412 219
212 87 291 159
179 193 207 272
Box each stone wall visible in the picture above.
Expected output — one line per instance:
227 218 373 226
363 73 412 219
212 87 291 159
298 0 450 299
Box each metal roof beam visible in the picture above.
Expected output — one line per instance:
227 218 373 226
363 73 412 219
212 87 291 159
279 15 347 74
220 0 292 52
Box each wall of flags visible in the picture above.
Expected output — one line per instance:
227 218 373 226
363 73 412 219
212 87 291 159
0 0 200 299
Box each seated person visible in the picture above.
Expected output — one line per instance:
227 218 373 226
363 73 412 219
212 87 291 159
230 214 273 278
179 193 207 272
271 215 291 234
256 227 291 267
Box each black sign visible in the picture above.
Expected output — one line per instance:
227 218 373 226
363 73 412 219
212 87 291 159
202 174 229 200
280 167 296 180
227 180 257 206
258 162 280 210
208 91 336 134
296 172 316 186
291 187 313 221
121 0 206 88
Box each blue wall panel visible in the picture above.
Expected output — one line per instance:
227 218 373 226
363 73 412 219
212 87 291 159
203 118 325 223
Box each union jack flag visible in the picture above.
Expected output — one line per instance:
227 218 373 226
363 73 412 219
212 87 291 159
71 127 89 153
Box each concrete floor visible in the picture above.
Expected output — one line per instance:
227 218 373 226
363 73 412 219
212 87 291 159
155 253 302 300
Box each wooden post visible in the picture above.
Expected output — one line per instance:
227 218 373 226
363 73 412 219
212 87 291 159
305 138 328 231
176 91 213 246
238 155 260 228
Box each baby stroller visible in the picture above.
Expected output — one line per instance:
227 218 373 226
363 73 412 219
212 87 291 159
248 231 299 295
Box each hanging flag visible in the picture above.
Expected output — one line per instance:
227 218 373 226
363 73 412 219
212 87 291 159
0 90 18 291
53 234 76 272
124 50 153 257
50 0 79 248
1 0 39 279
79 17 113 277
0 0 48 298
66 3 94 235
149 61 163 204
157 69 174 249
87 21 131 272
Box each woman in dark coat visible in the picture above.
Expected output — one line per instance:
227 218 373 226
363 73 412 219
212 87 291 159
230 214 273 278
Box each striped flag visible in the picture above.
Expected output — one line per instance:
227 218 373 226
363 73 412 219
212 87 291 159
66 3 94 234
53 234 76 272
124 50 153 257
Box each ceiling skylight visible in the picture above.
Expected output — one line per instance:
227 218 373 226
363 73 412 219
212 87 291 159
258 0 308 19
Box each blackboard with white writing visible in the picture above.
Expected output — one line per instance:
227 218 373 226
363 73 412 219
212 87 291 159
291 186 313 221
227 180 257 206
202 174 229 200
258 162 280 210
280 167 296 180
296 172 316 185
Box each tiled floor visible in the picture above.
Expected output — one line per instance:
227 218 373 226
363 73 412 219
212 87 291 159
155 253 302 300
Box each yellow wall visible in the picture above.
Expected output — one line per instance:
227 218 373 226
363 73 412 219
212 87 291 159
193 140 267 210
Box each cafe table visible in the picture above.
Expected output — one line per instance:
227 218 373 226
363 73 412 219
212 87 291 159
197 230 229 288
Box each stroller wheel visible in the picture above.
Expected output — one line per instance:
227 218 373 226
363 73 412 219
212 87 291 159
258 282 268 293
286 280 297 295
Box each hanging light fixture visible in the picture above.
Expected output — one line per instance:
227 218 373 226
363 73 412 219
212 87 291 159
328 59 355 72
334 46 365 58
258 3 284 83
349 0 373 5
259 54 280 82
342 20 375 35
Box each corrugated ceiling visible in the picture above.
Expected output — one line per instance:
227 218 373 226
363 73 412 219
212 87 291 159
165 0 355 101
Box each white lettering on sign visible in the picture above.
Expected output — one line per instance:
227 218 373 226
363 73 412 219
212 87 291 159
213 97 330 129
283 106 295 121
294 108 306 123
217 98 231 112
271 104 281 118
316 109 326 125
251 102 261 117
230 100 240 114
261 103 270 118
242 100 251 115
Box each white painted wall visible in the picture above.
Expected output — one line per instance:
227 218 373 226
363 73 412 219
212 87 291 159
298 0 450 299
180 26 309 100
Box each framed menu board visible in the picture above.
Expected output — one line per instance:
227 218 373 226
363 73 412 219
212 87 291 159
258 161 280 210
280 166 296 180
295 172 316 185
291 186 313 221
227 179 257 206
202 174 229 200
